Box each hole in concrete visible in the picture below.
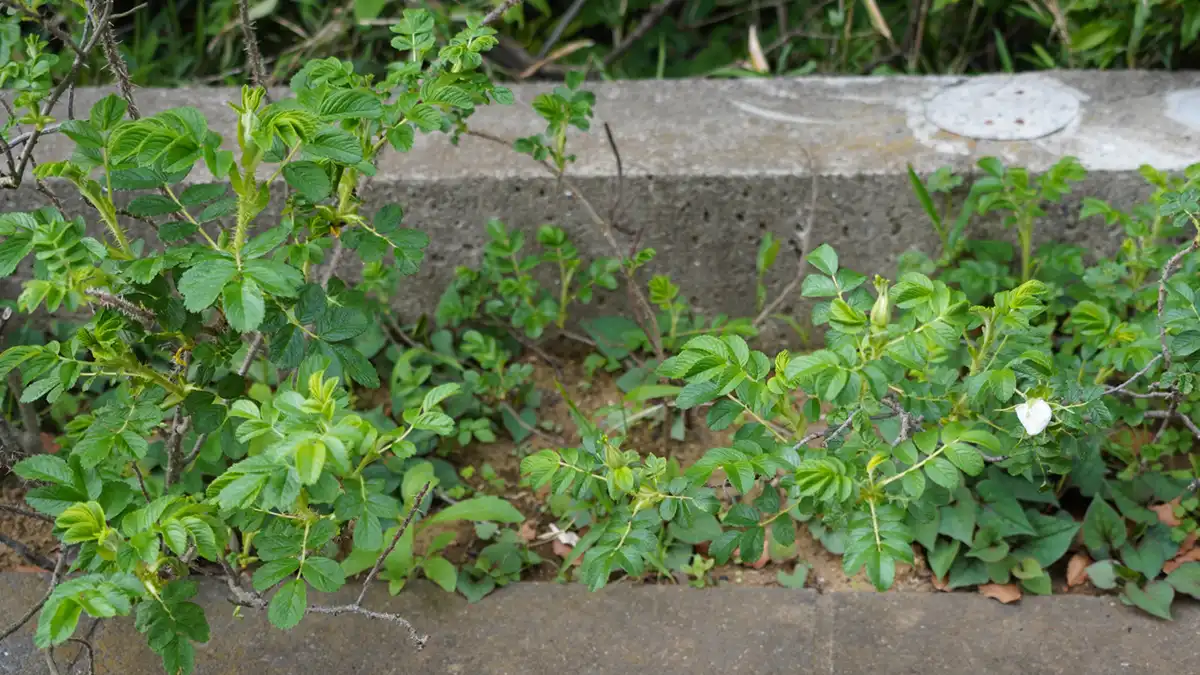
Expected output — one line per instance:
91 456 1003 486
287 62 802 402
537 187 546 197
735 212 745 222
703 209 711 222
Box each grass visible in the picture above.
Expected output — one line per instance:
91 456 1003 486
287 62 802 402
22 0 1200 88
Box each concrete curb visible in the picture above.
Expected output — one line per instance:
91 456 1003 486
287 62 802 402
5 73 1200 339
1 573 1198 674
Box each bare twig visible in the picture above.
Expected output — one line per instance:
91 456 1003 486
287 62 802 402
482 0 525 27
99 20 140 120
131 463 152 503
499 401 567 445
65 637 96 675
753 149 817 329
0 0 113 189
163 409 189 487
1102 354 1163 396
354 482 430 606
0 502 55 522
538 0 586 58
602 123 633 238
881 397 922 447
604 0 684 68
44 646 61 675
308 605 428 648
317 239 344 288
0 532 54 570
237 0 270 95
1 547 65 643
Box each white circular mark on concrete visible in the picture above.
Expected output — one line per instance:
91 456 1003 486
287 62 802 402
1165 88 1200 131
925 76 1080 141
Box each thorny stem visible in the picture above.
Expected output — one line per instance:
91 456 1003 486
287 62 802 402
0 0 114 190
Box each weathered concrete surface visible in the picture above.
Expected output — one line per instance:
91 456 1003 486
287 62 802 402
1 573 1198 674
5 73 1200 339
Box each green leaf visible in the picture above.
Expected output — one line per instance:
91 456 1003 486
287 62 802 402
800 274 839 298
267 579 307 629
706 398 741 431
282 161 332 201
806 243 838 276
739 527 765 564
90 94 128 131
422 383 461 410
421 555 457 592
301 557 346 592
221 277 265 333
179 182 227 206
319 90 383 121
316 307 369 342
924 456 961 490
305 128 362 164
426 496 523 525
252 559 300 591
938 499 976 545
943 442 984 476
777 564 809 589
1082 497 1126 559
179 259 238 312
928 538 960 580
295 440 327 485
1165 562 1200 599
127 194 180 217
1121 581 1174 620
1086 560 1118 589
328 342 379 388
13 454 74 486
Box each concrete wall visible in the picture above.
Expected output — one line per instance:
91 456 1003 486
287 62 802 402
5 72 1200 340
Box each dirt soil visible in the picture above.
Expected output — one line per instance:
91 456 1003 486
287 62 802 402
0 347 1119 600
1 480 57 572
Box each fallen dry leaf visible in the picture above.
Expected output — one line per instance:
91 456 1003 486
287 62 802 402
551 539 576 562
40 432 60 454
1066 552 1092 588
930 575 950 592
1150 499 1182 527
1179 531 1198 555
518 521 537 543
747 26 768 74
979 583 1022 604
1163 547 1200 575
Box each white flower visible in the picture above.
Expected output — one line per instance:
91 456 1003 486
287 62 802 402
1014 398 1053 436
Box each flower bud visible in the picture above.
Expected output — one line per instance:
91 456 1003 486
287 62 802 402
870 276 891 330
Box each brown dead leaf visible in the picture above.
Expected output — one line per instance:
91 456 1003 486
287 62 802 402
1163 547 1200 574
979 583 1022 604
551 539 575 562
930 575 950 592
1066 552 1092 588
1149 499 1182 527
1179 531 1197 555
518 521 537 543
40 432 60 454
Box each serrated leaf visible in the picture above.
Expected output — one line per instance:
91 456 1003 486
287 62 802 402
282 161 332 201
267 579 307 629
178 259 238 312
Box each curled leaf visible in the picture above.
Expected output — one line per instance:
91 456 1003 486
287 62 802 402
1066 552 1092 588
979 583 1022 604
